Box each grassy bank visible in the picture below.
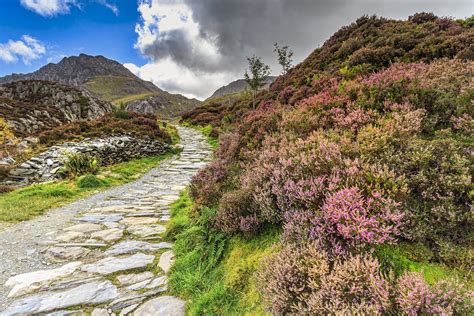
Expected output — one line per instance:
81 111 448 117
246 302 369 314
0 152 175 222
165 191 279 315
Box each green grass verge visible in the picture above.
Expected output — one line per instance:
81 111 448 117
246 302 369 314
182 123 219 149
0 152 175 222
112 92 157 106
165 191 279 315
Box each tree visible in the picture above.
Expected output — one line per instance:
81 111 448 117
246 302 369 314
274 43 294 74
244 55 271 109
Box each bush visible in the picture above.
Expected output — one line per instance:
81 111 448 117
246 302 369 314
76 174 106 189
396 272 473 315
215 189 260 235
258 244 391 314
0 184 15 194
61 152 100 178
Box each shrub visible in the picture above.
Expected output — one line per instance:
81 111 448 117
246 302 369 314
76 174 106 189
0 184 15 194
258 244 392 314
61 152 100 178
215 189 260 235
396 272 473 315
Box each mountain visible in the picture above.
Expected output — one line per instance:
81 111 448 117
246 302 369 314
0 54 200 117
126 94 201 118
0 80 113 136
208 76 277 100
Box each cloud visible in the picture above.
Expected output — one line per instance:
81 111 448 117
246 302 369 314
20 0 119 17
96 0 119 16
20 0 78 16
0 35 46 64
132 0 472 99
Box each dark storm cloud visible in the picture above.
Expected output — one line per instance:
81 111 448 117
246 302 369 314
181 0 471 73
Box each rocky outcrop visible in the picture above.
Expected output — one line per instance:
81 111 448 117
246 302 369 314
126 94 201 118
7 135 169 184
0 80 113 136
208 76 277 100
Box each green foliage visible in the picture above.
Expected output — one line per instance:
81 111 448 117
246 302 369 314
182 123 219 149
166 191 279 315
61 152 100 178
76 174 106 189
274 43 294 74
244 56 271 108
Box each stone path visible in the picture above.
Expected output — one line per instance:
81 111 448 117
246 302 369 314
0 127 213 315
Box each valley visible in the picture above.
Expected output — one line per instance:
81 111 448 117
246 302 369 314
0 8 472 316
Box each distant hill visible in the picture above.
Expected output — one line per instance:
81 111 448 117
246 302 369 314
0 54 200 117
208 76 277 100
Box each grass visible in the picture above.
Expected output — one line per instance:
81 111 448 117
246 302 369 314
112 92 157 106
165 191 279 315
84 75 157 103
182 122 219 149
0 152 176 222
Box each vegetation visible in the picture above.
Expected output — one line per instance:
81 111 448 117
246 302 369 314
84 75 158 103
273 43 294 74
37 112 172 147
0 153 175 222
166 191 280 315
61 152 100 178
175 14 474 314
182 122 219 149
244 56 271 109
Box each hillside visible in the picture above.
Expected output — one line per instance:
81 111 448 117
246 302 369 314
208 76 277 100
174 13 474 314
0 54 200 117
0 80 113 137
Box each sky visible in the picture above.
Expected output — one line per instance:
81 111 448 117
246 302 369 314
0 1 472 100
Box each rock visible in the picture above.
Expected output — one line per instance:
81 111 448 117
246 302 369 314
45 310 85 316
91 308 109 316
56 231 85 242
120 304 139 315
120 217 158 226
1 280 118 315
117 271 154 286
127 224 166 238
81 253 154 275
5 261 82 298
104 240 172 256
65 223 103 233
91 228 123 243
44 246 90 263
127 276 167 291
133 296 185 316
75 214 124 223
158 250 175 274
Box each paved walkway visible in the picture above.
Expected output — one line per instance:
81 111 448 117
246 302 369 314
0 127 213 315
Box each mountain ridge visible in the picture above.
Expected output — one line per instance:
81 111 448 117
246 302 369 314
0 54 200 117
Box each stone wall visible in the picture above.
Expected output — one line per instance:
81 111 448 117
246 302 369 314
7 136 170 184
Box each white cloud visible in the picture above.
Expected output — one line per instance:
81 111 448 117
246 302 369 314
20 0 78 17
132 0 234 99
20 0 119 17
96 0 119 16
0 35 46 64
124 59 233 100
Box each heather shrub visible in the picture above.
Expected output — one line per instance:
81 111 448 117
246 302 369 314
190 160 228 206
0 184 15 194
215 189 260 235
258 244 392 314
396 272 473 315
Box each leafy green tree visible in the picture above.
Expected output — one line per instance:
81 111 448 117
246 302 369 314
244 56 271 109
274 43 294 74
